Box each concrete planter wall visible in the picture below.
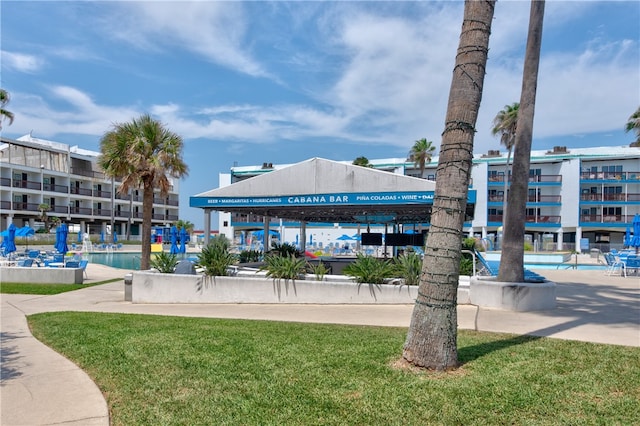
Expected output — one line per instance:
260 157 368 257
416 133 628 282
470 276 556 311
1 266 84 284
130 272 473 305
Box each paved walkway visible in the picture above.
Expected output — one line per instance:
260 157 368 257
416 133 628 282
1 263 638 425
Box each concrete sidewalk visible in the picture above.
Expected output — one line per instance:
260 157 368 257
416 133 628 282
1 263 639 425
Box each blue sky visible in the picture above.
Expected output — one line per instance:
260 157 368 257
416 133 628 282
2 1 639 229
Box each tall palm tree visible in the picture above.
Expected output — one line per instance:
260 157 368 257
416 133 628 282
99 114 188 270
0 88 15 130
408 138 436 178
175 219 194 235
498 0 545 283
625 106 640 146
403 0 496 371
352 156 372 167
491 102 519 213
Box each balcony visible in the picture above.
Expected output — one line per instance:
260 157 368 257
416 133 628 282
69 206 93 215
580 171 640 181
488 214 561 224
93 208 112 217
93 189 111 198
488 194 561 203
51 205 70 215
580 214 635 224
13 179 41 190
580 193 640 202
1 200 11 210
487 174 562 184
70 187 93 196
44 183 69 194
12 202 40 212
1 177 11 187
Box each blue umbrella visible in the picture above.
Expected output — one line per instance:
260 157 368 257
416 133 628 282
78 230 83 243
624 226 631 248
100 231 105 243
179 227 187 254
56 223 69 254
16 226 35 237
2 223 17 254
113 232 118 244
337 234 352 241
632 214 640 252
169 226 179 254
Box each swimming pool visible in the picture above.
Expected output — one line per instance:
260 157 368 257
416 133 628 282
87 252 608 272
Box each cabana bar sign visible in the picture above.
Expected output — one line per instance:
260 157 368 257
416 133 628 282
191 191 476 208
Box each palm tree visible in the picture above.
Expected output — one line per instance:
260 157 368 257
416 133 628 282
498 1 545 283
491 102 519 213
625 106 640 146
408 138 436 178
0 88 15 130
175 219 194 237
99 114 188 270
403 0 496 371
352 156 372 167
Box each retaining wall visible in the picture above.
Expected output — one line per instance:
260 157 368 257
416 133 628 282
1 266 84 284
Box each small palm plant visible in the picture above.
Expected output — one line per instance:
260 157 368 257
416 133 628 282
150 252 179 273
197 235 237 277
260 254 307 282
307 260 330 282
343 253 396 284
393 252 422 285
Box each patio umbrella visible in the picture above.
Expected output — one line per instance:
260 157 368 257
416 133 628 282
179 227 187 254
624 226 631 248
2 223 17 255
113 232 118 244
78 230 83 243
16 226 35 249
56 223 69 254
337 234 352 241
100 231 105 244
169 226 179 254
632 214 640 253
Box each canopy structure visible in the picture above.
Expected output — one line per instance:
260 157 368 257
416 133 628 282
191 158 476 224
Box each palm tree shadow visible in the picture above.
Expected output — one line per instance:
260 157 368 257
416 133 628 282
0 332 25 382
457 334 543 365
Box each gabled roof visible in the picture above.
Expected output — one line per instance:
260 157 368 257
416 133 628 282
191 158 458 224
195 157 435 198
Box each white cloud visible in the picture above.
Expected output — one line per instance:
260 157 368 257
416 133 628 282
1 51 45 73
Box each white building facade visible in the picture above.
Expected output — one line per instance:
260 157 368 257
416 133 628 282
216 145 640 253
0 135 181 240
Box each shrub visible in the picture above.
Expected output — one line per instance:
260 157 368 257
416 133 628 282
197 236 237 277
149 252 179 273
459 256 475 276
343 254 396 284
260 254 307 281
270 242 302 258
524 241 534 252
239 249 262 263
307 261 330 281
393 252 422 285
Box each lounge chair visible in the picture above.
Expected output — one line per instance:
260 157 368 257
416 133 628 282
623 255 639 276
16 258 34 267
474 249 546 283
604 252 626 277
79 259 89 278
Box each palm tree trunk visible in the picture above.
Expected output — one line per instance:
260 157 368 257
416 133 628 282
403 0 495 370
498 0 545 282
140 183 154 270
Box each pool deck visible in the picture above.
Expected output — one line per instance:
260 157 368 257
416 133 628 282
1 256 639 425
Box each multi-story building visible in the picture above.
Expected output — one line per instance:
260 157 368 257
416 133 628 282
0 135 180 240
216 145 640 253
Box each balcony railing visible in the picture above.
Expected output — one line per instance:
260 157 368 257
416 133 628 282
1 200 11 210
93 190 111 198
69 206 93 215
488 194 561 203
580 214 635 224
93 208 112 217
12 202 40 212
0 177 11 187
580 193 640 202
70 187 93 196
12 179 41 190
51 205 70 214
488 174 562 183
115 193 131 201
488 214 561 224
44 183 70 194
580 171 640 181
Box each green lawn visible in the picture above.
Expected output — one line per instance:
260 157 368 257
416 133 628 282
28 313 640 425
1 279 122 295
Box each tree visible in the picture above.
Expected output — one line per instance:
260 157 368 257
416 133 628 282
99 114 188 270
175 219 194 235
403 0 496 371
0 88 15 130
625 106 640 146
352 156 372 167
408 138 436 178
491 102 519 215
498 1 545 283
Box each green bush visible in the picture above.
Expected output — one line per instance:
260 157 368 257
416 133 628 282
149 252 179 273
393 252 422 285
270 242 301 258
197 236 237 277
238 249 262 263
260 254 307 281
307 261 330 281
524 241 534 251
343 254 396 284
459 256 475 276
